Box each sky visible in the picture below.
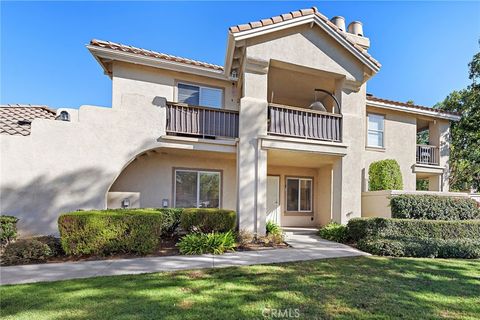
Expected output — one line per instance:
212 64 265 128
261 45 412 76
1 1 479 109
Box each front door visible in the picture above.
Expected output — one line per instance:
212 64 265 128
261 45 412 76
266 176 281 225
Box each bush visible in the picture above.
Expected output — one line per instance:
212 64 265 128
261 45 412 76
177 231 236 255
159 208 183 236
347 217 480 242
1 239 52 265
368 159 403 191
0 215 19 246
58 208 181 256
33 235 64 256
390 194 480 220
180 209 236 233
266 221 282 236
318 222 348 243
357 237 480 259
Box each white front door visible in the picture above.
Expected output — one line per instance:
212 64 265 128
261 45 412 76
266 176 281 225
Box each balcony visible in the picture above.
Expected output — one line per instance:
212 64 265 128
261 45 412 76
267 103 342 142
166 103 239 139
416 145 439 165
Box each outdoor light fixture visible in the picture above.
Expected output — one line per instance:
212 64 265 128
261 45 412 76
121 198 130 208
162 199 169 208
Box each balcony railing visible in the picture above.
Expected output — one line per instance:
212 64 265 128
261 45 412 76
416 145 439 165
267 103 342 142
166 103 239 139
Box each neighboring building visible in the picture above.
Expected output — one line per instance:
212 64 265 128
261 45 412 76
0 7 460 236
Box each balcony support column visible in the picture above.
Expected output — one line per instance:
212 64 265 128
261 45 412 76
237 56 269 236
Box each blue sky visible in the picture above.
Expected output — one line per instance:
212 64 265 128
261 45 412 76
1 1 479 109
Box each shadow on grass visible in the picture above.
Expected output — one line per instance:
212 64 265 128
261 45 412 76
1 256 479 320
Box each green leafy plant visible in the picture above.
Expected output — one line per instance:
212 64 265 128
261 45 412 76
390 194 480 220
58 208 182 256
266 221 281 235
180 208 236 233
1 239 52 265
368 159 403 191
318 222 348 243
0 215 19 246
177 231 236 255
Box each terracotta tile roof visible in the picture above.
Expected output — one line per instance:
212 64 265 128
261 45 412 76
89 39 224 71
366 95 460 116
0 105 56 136
229 6 381 69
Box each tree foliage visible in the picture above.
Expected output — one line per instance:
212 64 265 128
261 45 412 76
437 49 480 191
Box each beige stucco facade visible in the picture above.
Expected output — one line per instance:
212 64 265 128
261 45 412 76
0 8 460 236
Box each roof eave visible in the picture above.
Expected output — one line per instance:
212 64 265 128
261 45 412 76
87 45 231 81
367 100 461 121
229 15 380 73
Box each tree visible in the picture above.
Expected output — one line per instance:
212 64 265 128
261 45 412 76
437 49 480 191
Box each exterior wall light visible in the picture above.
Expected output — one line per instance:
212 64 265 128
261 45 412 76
162 199 169 208
121 198 130 208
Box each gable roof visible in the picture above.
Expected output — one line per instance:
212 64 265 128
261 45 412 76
0 104 56 136
228 6 381 71
366 95 461 121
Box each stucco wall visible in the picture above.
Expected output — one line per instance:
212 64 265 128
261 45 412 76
112 62 239 110
362 106 418 192
110 152 237 210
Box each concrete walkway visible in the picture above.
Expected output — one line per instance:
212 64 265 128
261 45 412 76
0 228 367 285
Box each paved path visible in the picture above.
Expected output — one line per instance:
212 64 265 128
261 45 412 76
0 228 368 285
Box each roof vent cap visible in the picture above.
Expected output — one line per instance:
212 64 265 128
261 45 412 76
330 16 346 32
348 21 364 37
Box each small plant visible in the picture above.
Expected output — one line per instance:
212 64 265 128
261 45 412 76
368 159 403 191
236 229 254 247
1 239 52 266
266 221 281 235
318 222 348 243
265 221 284 244
177 231 236 255
0 215 19 247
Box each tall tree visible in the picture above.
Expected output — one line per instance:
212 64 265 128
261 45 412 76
437 49 480 191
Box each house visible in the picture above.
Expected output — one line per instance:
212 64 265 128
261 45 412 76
0 7 461 236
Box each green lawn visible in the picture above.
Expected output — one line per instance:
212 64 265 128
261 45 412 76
1 257 479 320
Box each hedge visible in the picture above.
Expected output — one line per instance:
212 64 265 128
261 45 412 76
390 194 480 220
1 239 52 266
58 208 182 256
347 217 480 242
368 159 403 191
0 215 19 246
180 208 236 233
357 238 480 259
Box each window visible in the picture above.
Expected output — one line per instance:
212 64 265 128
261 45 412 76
286 178 312 212
174 169 220 208
367 114 385 148
177 83 223 108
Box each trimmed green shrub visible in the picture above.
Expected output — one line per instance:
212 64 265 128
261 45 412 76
347 217 480 242
318 222 348 243
177 231 236 255
0 215 19 246
159 208 183 236
33 235 64 256
1 239 52 265
368 159 403 191
180 208 236 233
390 194 480 220
58 208 182 256
357 237 480 259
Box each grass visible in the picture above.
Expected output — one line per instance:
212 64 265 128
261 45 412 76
1 256 479 320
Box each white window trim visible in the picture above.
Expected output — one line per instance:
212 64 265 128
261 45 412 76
177 82 223 108
173 169 221 208
367 113 385 148
286 177 313 213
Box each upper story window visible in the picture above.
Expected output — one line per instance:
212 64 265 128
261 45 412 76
367 114 385 148
177 83 223 108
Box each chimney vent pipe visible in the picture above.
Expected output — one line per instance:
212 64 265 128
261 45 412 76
348 21 364 36
330 16 346 32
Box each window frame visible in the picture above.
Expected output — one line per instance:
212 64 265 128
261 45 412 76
285 177 313 213
176 81 224 109
367 113 385 149
173 168 222 208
